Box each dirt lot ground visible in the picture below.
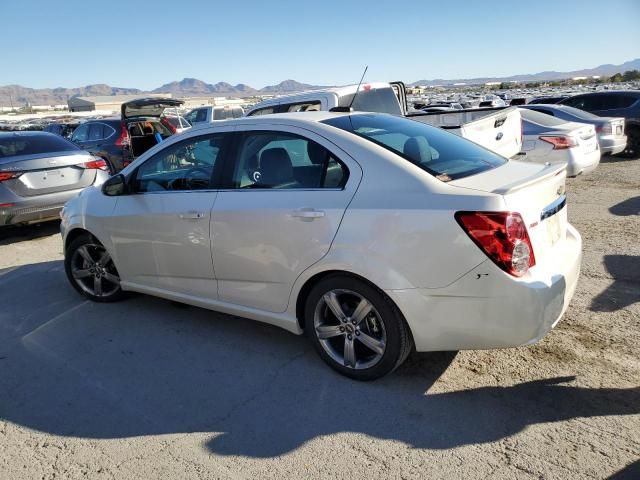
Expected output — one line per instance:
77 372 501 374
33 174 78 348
0 155 638 480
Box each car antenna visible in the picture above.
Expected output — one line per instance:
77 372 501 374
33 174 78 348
330 66 368 113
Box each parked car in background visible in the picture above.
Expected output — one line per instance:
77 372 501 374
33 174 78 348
519 108 600 176
71 97 184 172
528 96 569 105
160 115 191 134
478 99 507 108
558 91 640 157
522 104 627 155
44 122 79 139
61 112 581 380
0 131 109 226
247 82 523 159
184 105 244 126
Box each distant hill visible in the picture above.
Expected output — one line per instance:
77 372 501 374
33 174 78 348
2 58 638 107
0 84 142 108
409 58 640 86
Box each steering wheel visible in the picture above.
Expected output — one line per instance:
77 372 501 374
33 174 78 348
167 167 211 190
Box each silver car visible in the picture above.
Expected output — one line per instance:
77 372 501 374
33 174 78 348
522 104 627 155
0 131 110 226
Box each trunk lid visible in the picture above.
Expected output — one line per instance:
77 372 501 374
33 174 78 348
450 160 568 265
121 97 184 121
0 151 97 197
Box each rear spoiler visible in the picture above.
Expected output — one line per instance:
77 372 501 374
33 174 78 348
492 163 566 195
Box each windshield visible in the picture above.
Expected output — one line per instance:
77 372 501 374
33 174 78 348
520 108 568 127
0 134 79 158
322 114 507 181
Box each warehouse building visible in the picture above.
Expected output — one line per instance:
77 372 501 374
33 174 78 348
67 93 171 113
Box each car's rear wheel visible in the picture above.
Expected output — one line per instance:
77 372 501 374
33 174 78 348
305 275 413 380
65 235 124 302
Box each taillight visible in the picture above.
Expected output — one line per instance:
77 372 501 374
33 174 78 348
595 124 612 135
0 172 21 182
115 123 130 146
82 158 109 171
455 211 536 277
539 135 578 149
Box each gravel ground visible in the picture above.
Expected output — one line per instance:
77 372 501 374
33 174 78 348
0 156 638 480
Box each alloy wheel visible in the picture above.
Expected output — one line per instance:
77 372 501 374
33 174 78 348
70 243 120 298
313 289 387 370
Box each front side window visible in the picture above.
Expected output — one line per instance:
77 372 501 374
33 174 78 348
248 107 275 117
339 88 403 115
231 131 348 189
195 109 208 122
323 114 506 182
285 102 321 112
134 134 226 192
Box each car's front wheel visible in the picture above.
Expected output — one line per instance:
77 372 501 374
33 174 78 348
305 275 413 380
65 234 124 302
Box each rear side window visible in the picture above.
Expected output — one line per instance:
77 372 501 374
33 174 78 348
323 114 506 182
88 124 104 140
0 134 80 158
231 131 348 189
71 124 89 142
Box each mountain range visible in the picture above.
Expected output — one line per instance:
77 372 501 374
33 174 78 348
409 58 640 86
0 79 328 108
1 58 638 108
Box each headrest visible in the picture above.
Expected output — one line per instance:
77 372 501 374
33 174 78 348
259 148 293 186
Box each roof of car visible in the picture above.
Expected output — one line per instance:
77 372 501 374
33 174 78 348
0 130 57 138
200 111 374 127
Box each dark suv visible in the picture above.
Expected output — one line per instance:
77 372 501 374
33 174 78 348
70 97 183 173
70 119 130 173
559 91 640 157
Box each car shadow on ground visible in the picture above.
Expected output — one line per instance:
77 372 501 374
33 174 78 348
591 255 640 313
609 196 640 216
600 154 638 164
1 261 638 458
608 460 640 480
0 220 60 246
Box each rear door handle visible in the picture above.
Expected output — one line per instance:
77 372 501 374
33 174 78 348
179 211 206 220
291 208 325 220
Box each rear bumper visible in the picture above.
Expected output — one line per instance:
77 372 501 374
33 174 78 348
0 189 84 226
598 134 627 155
386 224 582 352
566 147 600 177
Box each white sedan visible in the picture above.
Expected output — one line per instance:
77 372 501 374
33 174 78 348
60 112 582 380
519 108 601 177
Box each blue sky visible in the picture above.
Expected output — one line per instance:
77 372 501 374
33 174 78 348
2 0 639 89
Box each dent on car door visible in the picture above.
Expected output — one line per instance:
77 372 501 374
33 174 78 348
104 132 232 299
211 126 362 313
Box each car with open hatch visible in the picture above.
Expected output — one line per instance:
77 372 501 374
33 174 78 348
60 112 582 380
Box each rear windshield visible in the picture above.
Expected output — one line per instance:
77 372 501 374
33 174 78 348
338 88 403 116
0 134 79 158
520 108 568 126
557 105 601 121
323 114 507 181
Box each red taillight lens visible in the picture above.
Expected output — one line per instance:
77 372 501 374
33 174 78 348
595 124 612 135
455 211 536 277
0 172 20 182
82 158 109 171
539 135 577 149
115 123 130 147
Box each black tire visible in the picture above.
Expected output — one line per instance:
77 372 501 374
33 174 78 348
305 274 413 380
618 126 640 159
64 234 124 303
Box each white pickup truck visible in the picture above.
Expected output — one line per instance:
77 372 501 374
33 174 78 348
185 105 245 125
245 82 522 158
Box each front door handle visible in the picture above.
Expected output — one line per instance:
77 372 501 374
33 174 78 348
291 208 325 220
179 211 206 220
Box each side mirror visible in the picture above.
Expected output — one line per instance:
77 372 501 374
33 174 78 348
102 174 128 196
